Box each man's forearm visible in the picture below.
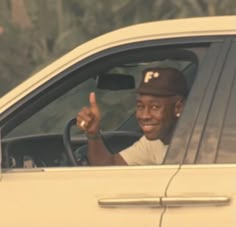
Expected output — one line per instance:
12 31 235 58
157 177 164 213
87 135 127 166
87 137 116 165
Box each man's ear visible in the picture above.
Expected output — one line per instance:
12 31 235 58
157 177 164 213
174 96 185 118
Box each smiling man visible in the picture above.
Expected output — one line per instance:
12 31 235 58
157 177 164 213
76 67 188 165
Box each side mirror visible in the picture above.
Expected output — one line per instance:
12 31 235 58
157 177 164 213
96 73 135 90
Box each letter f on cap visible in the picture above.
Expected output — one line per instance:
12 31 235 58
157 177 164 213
144 71 159 83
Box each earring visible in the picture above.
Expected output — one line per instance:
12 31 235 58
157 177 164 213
176 113 180 117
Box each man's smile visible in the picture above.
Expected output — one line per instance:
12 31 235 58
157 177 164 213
140 123 159 132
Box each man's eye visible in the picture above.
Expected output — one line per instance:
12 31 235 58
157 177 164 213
151 105 160 110
136 105 144 110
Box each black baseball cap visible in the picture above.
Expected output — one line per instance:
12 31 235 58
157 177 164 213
136 67 188 97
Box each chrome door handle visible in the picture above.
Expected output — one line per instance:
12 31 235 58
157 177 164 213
98 196 230 208
98 197 162 208
162 196 230 207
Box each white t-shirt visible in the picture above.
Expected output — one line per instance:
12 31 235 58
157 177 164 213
119 136 167 165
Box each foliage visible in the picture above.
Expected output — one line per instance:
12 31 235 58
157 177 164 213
0 0 236 96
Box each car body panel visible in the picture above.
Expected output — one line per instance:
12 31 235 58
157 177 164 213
163 165 236 227
0 166 178 227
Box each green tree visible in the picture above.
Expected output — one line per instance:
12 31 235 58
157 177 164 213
0 0 236 96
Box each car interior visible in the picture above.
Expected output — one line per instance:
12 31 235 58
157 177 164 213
1 45 202 169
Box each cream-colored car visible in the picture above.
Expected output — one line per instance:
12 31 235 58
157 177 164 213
1 16 236 227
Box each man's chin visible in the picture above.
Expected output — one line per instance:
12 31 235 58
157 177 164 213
144 133 160 141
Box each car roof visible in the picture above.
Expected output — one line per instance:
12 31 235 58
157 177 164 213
1 16 236 113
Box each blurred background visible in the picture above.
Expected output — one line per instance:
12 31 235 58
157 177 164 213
0 0 236 97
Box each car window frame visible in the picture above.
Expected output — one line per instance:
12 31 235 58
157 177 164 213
0 36 232 170
164 37 234 165
0 36 226 136
194 38 236 164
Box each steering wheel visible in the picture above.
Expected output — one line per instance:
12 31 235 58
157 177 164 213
63 118 142 166
63 118 88 166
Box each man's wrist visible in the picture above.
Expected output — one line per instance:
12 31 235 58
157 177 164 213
86 131 101 140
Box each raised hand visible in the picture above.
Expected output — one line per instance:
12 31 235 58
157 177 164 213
76 92 101 135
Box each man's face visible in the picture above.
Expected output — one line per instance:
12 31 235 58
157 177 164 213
136 94 178 141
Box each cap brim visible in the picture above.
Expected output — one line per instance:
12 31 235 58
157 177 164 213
136 87 177 96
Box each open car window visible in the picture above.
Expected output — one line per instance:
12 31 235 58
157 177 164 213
6 47 204 137
2 43 209 168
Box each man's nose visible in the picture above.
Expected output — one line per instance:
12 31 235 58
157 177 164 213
140 107 152 119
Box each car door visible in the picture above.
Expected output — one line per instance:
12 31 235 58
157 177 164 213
0 37 225 227
162 38 236 227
